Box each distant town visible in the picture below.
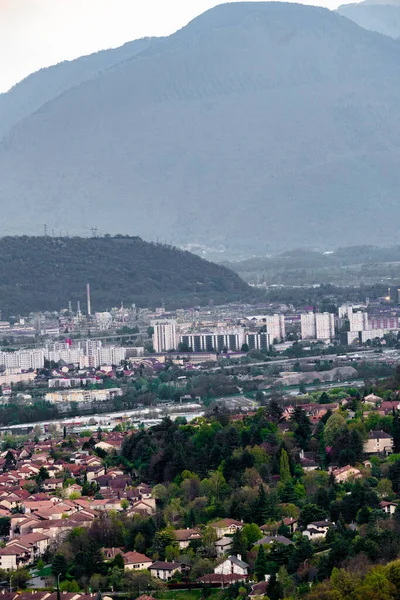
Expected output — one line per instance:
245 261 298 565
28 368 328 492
0 284 400 599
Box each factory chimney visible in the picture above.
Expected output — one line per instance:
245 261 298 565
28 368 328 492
87 283 91 316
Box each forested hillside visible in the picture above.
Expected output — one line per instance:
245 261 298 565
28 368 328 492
0 236 257 315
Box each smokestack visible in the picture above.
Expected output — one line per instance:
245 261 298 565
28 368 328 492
68 301 72 314
77 301 81 315
87 283 91 316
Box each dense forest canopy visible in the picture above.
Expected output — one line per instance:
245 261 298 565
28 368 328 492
0 235 259 316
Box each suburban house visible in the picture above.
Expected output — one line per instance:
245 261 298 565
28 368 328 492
149 561 182 581
303 520 332 541
210 518 243 539
174 528 202 549
380 501 397 516
364 430 394 455
215 536 233 556
332 465 362 483
124 551 153 571
255 535 293 547
0 544 31 570
214 554 249 576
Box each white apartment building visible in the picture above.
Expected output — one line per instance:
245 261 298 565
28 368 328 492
152 320 177 352
360 328 399 343
316 313 335 341
264 314 285 342
0 349 45 370
301 312 334 341
179 329 245 353
301 313 316 339
96 346 126 366
349 311 369 332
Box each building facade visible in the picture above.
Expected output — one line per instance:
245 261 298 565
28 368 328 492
152 320 177 353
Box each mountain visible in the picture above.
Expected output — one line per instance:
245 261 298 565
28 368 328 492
2 2 400 252
337 0 400 38
0 37 155 139
0 236 257 316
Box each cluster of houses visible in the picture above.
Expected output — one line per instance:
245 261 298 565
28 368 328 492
0 433 156 571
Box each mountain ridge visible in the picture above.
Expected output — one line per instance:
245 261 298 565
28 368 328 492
1 2 400 252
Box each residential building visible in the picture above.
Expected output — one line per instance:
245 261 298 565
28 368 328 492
332 465 362 483
179 329 245 353
149 561 181 581
245 332 270 351
303 520 332 541
152 320 177 353
215 537 233 556
349 311 369 332
174 529 202 549
209 519 243 539
255 535 293 547
124 551 153 571
214 555 249 576
45 388 122 403
301 313 316 340
264 314 285 343
380 501 397 516
315 313 335 341
0 349 45 370
364 430 394 455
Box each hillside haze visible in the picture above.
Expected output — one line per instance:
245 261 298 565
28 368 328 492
337 0 400 38
0 236 257 316
2 2 400 252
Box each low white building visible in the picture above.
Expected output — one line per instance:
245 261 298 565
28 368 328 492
45 388 122 403
214 555 249 576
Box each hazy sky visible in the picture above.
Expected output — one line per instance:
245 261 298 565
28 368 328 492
1 0 341 93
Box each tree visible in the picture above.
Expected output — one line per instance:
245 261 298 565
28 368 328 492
122 571 164 597
52 554 68 581
324 413 347 447
3 450 16 472
202 526 218 547
319 391 330 404
0 517 10 536
299 503 327 527
120 499 129 511
242 523 263 547
254 544 267 581
291 407 312 449
241 343 249 353
134 532 147 554
231 529 247 557
12 569 30 589
255 484 269 525
279 448 291 483
266 399 283 424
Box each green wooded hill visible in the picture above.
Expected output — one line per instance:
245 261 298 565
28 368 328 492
0 236 258 316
